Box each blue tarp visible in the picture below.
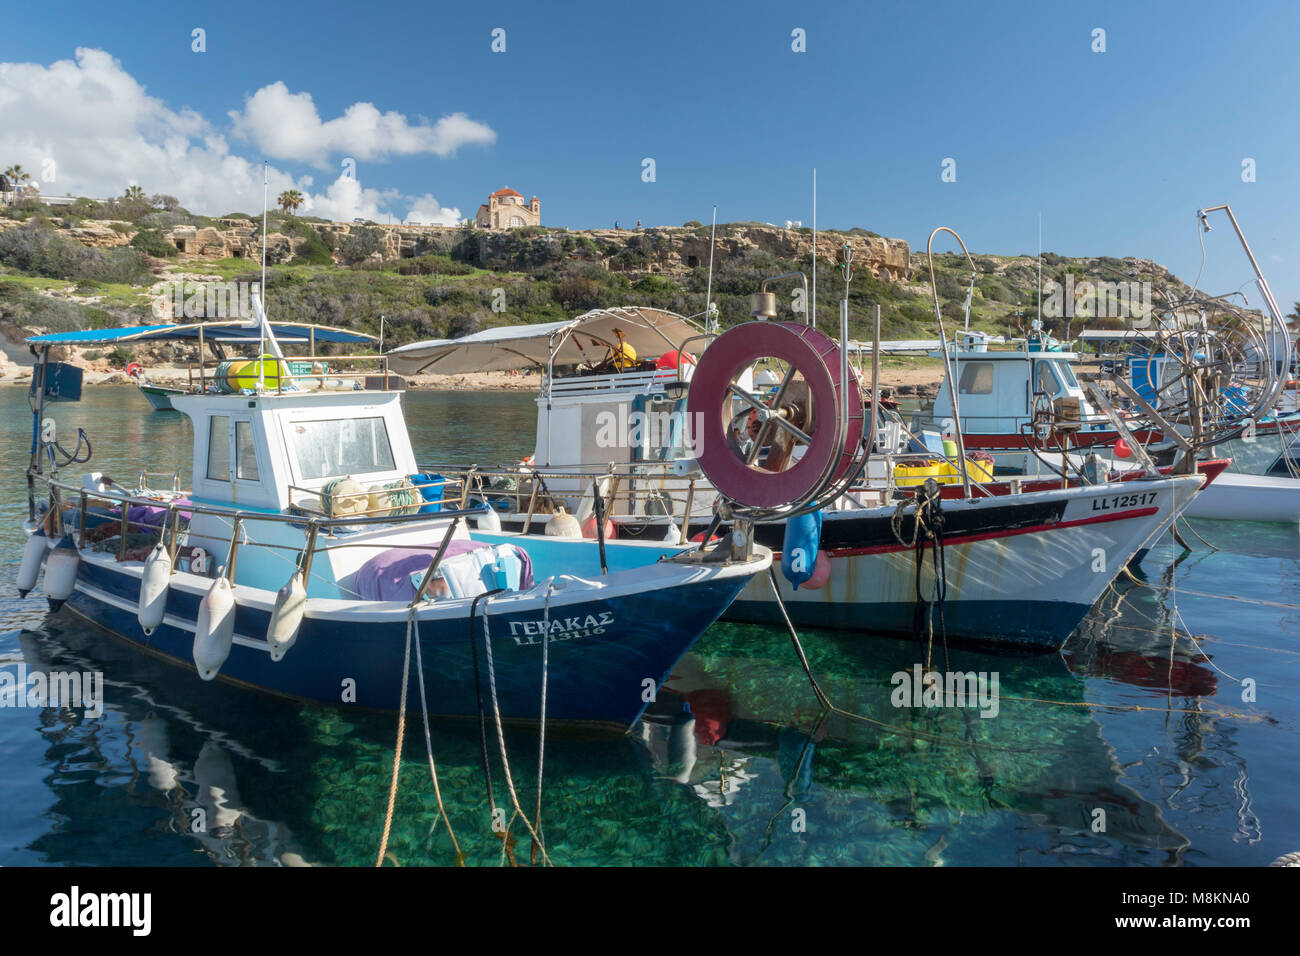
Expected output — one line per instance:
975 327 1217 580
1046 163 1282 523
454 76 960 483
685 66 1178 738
26 321 375 347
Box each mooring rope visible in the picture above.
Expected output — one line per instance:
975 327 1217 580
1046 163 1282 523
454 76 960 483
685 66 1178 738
480 599 553 866
531 583 553 865
1120 564 1300 612
410 608 464 863
375 610 415 867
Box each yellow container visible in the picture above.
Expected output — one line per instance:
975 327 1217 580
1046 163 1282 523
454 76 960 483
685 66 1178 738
894 462 948 487
935 459 995 484
232 354 288 391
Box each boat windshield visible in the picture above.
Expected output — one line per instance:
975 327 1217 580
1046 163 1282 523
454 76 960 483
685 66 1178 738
1035 361 1064 397
289 417 396 480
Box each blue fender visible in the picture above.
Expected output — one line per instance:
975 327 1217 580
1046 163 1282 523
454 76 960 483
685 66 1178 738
780 509 823 589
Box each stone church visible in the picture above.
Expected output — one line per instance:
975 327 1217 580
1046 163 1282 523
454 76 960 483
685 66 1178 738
475 187 540 229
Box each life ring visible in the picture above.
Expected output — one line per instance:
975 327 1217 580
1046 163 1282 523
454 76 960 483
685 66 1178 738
687 322 863 509
125 362 144 379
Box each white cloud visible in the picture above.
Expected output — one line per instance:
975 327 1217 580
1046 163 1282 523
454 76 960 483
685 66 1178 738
0 48 486 223
405 194 463 226
302 174 401 223
228 81 496 167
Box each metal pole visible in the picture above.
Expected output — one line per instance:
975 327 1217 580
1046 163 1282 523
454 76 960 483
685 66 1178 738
869 304 881 475
259 161 268 392
926 228 972 496
704 208 717 332
811 169 817 328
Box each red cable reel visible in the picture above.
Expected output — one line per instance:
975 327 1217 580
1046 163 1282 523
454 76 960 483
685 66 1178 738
687 322 863 509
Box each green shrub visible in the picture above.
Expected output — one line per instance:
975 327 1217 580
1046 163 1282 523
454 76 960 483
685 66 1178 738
338 227 385 264
130 228 180 258
396 254 474 276
0 222 152 284
289 223 335 265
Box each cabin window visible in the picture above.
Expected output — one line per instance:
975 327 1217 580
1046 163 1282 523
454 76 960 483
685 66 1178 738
207 416 230 481
289 416 395 480
235 420 259 480
1036 362 1064 397
957 362 994 395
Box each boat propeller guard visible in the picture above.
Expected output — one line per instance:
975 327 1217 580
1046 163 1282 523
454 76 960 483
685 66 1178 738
687 321 863 510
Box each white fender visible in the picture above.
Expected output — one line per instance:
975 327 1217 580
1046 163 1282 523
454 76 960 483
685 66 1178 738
193 576 235 680
43 534 80 612
195 740 242 829
544 506 581 538
266 570 307 662
136 715 180 792
137 543 172 635
475 506 502 532
17 527 47 597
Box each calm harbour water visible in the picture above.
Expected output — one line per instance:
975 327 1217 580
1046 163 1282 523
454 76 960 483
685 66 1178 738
1 386 1297 867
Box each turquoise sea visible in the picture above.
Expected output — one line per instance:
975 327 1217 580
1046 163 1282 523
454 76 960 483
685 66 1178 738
1 387 1297 866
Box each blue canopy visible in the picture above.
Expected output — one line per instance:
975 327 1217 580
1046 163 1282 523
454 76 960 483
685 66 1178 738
26 321 376 347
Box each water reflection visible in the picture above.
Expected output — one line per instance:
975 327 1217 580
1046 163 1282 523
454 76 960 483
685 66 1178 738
1 386 1295 866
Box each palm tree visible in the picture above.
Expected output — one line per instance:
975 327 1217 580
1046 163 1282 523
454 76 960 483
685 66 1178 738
123 184 146 202
3 164 30 202
1286 301 1300 328
277 189 304 216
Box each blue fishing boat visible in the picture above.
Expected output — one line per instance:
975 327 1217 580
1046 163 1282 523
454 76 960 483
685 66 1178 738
16 312 770 731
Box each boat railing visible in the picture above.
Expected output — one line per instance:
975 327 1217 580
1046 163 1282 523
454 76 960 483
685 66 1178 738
137 469 183 493
418 461 713 540
39 474 493 589
186 353 394 396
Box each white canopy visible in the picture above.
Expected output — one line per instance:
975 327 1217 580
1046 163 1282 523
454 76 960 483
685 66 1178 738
386 306 704 375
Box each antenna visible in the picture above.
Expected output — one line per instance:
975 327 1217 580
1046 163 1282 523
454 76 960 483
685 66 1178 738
1036 212 1043 326
811 168 817 327
259 161 269 391
705 204 718 333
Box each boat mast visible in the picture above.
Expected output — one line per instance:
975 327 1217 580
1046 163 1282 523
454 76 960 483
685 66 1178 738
705 205 718 333
259 161 269 391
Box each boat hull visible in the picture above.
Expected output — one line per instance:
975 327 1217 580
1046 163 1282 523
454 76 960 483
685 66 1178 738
1183 472 1300 524
499 477 1202 649
137 383 184 411
58 552 759 731
725 476 1201 649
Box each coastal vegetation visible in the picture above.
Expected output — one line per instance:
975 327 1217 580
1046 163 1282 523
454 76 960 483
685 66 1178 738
0 188 1206 352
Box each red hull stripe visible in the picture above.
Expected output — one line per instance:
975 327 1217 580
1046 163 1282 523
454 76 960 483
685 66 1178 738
808 506 1161 559
961 430 1163 450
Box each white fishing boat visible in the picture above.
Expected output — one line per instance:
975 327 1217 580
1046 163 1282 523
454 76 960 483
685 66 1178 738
16 305 772 732
389 241 1204 651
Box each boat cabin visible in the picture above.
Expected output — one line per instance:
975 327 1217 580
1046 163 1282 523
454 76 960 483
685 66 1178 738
171 389 462 599
176 390 418 512
931 347 1102 436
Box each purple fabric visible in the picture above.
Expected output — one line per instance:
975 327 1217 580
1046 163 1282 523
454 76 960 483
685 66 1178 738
354 540 534 601
124 499 193 532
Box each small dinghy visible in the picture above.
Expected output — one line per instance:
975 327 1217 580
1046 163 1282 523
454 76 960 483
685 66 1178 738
18 309 771 731
127 364 186 411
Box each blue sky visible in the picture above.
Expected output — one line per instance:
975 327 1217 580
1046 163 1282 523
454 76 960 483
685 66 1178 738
2 0 1299 311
